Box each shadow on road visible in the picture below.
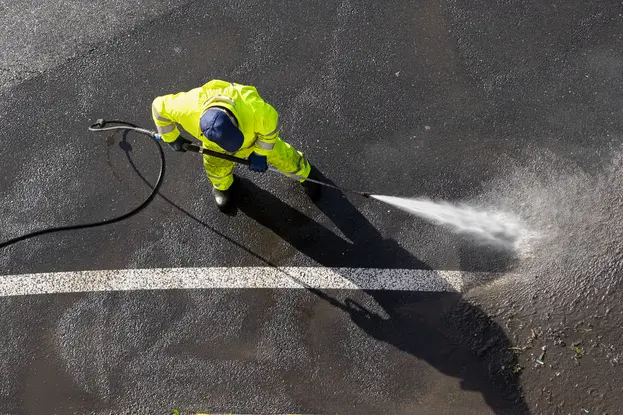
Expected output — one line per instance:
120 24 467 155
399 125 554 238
120 138 528 414
235 172 529 415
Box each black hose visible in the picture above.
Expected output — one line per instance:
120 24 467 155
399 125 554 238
0 118 372 249
0 120 165 249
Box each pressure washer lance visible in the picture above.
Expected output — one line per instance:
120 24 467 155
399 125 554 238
89 119 371 198
0 119 370 249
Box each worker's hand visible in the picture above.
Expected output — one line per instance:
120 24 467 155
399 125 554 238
168 136 191 152
248 153 268 173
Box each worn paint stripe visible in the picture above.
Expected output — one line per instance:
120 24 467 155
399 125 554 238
0 267 496 297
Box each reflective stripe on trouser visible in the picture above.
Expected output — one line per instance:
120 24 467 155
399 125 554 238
203 138 311 190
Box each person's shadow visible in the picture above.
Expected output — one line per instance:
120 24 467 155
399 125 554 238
235 170 530 415
116 136 528 414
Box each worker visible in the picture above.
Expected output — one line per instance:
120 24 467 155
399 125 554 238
151 80 320 211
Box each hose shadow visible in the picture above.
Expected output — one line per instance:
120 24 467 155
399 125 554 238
235 173 529 414
119 139 528 414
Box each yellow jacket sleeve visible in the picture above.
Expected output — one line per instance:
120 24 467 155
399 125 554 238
151 95 181 143
252 101 281 156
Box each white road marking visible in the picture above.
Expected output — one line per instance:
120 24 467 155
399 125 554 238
0 267 497 297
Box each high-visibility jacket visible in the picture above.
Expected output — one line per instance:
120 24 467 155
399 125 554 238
151 80 280 156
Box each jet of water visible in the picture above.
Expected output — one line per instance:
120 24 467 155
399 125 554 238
371 194 528 249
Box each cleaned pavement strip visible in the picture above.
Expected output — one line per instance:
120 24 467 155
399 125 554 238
0 267 495 296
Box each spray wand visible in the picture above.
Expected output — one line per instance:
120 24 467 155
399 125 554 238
0 119 374 249
90 119 371 198
180 143 370 198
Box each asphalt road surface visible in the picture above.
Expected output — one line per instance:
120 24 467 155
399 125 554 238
1 1 622 414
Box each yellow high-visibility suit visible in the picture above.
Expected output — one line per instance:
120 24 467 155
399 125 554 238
151 80 311 190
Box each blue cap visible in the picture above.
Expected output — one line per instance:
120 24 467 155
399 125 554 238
200 108 243 152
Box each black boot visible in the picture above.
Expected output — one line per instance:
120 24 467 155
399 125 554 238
212 186 234 212
301 165 322 201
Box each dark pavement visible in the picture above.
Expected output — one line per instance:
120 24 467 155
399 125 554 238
0 289 527 414
1 0 622 414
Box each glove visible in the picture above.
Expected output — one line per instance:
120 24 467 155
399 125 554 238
168 135 191 152
248 152 268 173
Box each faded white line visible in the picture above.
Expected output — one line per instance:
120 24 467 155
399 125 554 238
0 267 498 297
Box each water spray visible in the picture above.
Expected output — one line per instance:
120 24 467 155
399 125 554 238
181 138 526 248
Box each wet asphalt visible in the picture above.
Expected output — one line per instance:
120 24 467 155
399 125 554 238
1 0 622 414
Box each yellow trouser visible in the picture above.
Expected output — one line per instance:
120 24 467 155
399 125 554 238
203 138 311 190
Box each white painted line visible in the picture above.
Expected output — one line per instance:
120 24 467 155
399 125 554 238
0 267 497 297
